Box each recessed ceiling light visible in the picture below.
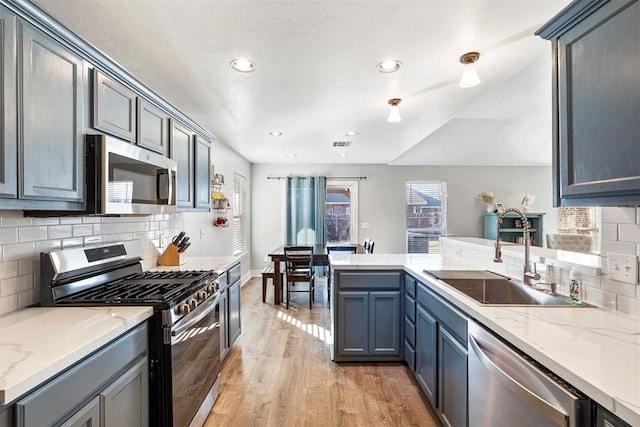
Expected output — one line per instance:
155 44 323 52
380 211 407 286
230 58 255 73
270 131 283 136
338 153 348 157
377 60 402 73
345 130 359 137
285 153 296 157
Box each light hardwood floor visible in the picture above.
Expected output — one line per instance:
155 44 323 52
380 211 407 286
205 277 441 427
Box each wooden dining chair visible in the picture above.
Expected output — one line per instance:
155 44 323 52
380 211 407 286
284 246 315 309
327 245 357 302
363 238 371 252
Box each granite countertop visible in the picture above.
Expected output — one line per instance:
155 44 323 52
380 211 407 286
0 306 153 405
331 253 639 425
149 256 240 275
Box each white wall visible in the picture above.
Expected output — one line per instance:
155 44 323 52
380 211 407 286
251 163 556 270
182 142 252 276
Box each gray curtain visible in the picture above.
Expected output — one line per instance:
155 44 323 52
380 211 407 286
286 176 326 245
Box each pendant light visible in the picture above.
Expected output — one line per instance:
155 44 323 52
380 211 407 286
387 98 402 123
459 52 481 88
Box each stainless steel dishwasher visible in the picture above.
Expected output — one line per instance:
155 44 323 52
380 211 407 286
468 321 591 427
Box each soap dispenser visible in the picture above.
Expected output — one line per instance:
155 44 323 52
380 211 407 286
569 267 582 305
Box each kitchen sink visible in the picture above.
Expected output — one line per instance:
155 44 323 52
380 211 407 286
423 270 587 307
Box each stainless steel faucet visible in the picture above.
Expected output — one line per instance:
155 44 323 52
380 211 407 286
493 208 540 286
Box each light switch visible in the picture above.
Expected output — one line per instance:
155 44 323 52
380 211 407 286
607 252 639 284
361 222 369 229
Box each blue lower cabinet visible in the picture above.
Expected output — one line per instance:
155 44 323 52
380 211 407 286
415 303 438 407
333 271 403 362
438 326 468 427
336 290 401 359
337 291 369 357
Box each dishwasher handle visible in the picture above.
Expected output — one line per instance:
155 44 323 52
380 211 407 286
469 334 569 427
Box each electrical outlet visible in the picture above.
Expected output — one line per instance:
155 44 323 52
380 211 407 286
361 222 370 229
200 229 206 239
607 252 639 284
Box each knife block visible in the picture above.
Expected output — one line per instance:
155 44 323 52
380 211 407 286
157 243 183 266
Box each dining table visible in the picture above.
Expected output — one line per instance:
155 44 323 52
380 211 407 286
267 243 364 305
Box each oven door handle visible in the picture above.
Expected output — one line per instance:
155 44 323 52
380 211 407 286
171 294 219 338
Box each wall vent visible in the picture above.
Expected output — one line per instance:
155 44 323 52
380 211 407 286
332 141 352 147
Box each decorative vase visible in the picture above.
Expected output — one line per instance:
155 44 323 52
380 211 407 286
486 204 495 213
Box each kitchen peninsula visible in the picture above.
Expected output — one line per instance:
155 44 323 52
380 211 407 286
330 251 640 426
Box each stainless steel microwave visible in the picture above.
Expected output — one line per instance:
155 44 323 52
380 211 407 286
86 134 177 215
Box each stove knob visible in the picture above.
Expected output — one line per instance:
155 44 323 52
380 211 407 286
206 284 216 293
188 299 198 309
197 291 207 301
176 303 190 316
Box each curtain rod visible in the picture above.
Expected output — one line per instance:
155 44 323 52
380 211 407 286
267 175 367 181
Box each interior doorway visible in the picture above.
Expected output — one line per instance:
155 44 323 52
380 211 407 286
325 180 358 244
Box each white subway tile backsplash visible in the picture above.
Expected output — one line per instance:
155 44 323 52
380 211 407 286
18 289 33 308
0 277 18 297
48 225 73 239
0 295 18 315
583 287 617 310
601 223 618 242
617 295 640 318
0 211 182 315
0 261 19 280
93 224 110 235
17 274 33 292
81 217 102 224
18 226 48 242
0 212 32 227
83 236 103 245
34 240 61 253
18 258 36 275
3 242 35 262
72 224 93 237
601 241 637 257
601 207 636 224
59 217 83 225
0 227 18 244
62 237 85 248
601 277 637 298
32 218 59 226
618 223 640 243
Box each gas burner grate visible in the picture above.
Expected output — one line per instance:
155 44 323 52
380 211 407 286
63 270 217 304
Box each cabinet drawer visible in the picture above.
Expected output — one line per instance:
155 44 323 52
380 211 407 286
404 316 415 347
417 281 467 345
228 262 241 285
404 340 415 371
405 294 415 322
337 271 402 290
405 275 416 298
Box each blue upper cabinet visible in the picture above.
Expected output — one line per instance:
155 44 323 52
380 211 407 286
93 69 137 142
537 0 640 206
0 7 16 199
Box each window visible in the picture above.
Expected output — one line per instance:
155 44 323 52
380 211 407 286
232 173 247 255
325 180 358 244
406 181 447 253
557 207 600 253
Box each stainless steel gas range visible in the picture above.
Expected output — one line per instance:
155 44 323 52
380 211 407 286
40 240 221 427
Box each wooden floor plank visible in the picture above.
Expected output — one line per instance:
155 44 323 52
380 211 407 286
205 277 440 426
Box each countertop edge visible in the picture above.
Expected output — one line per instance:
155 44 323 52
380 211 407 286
0 306 153 405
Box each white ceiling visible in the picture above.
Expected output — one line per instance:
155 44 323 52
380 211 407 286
34 0 571 165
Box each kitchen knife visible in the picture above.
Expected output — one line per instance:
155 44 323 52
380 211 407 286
178 236 190 248
172 231 186 245
177 242 190 253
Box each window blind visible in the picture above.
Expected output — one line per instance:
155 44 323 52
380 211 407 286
232 173 247 255
405 181 447 254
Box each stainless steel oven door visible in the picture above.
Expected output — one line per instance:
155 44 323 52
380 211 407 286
169 294 221 427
